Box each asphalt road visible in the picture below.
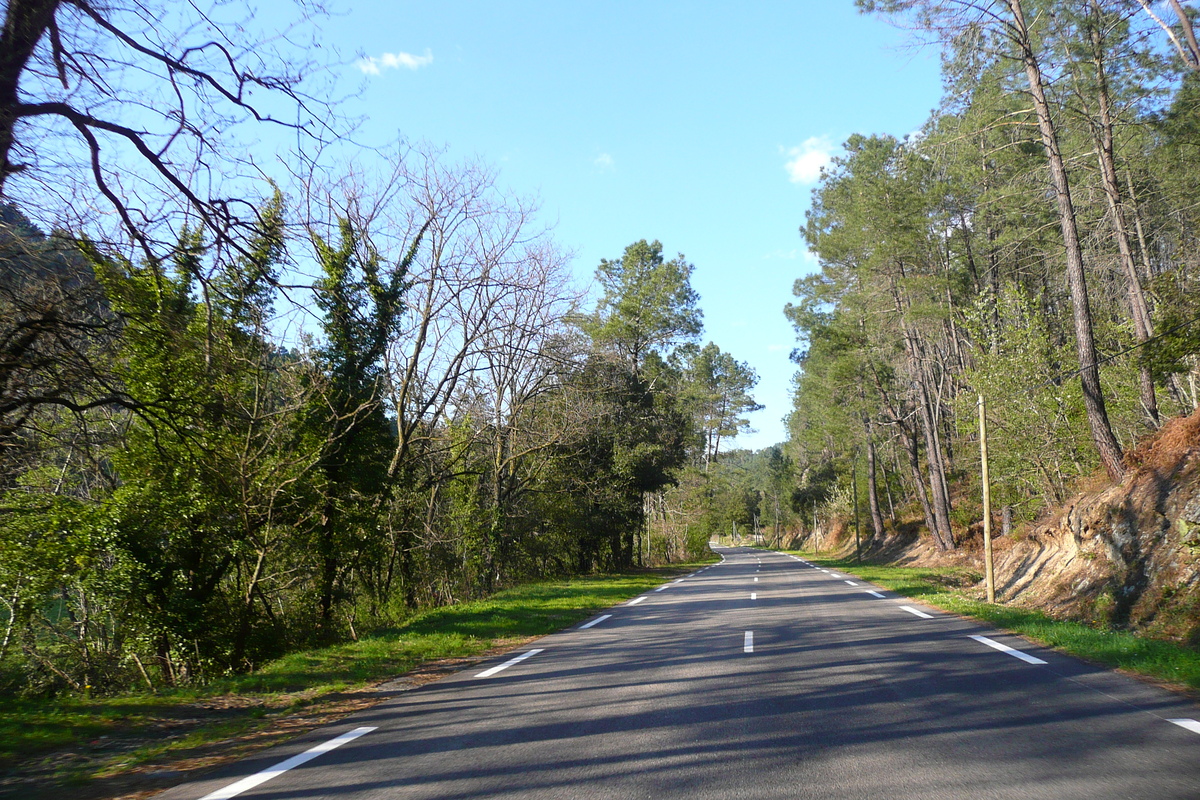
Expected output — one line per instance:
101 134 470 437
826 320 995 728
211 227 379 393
156 546 1200 800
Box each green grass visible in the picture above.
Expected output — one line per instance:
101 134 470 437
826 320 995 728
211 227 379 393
213 572 691 695
0 562 714 777
787 549 1200 692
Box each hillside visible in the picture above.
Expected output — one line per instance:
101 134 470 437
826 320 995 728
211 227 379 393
798 409 1200 648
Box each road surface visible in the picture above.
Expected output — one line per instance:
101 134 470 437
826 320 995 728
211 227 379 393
156 546 1200 799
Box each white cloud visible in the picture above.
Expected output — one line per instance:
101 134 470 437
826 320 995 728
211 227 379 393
763 248 799 260
782 136 837 184
356 48 433 75
594 152 615 170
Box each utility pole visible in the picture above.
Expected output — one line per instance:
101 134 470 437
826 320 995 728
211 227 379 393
852 450 861 564
979 394 996 604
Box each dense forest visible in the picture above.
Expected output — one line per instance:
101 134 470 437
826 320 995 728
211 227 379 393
784 1 1200 554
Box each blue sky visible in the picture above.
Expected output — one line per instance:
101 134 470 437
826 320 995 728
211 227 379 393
316 1 943 450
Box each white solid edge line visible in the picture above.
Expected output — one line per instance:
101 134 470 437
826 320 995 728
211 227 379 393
844 580 859 586
744 631 754 653
1168 718 1200 734
476 647 545 678
969 634 1047 664
899 605 934 619
578 614 612 630
627 596 648 606
865 590 886 598
198 726 376 800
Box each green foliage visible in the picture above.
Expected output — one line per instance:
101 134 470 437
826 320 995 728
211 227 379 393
1144 271 1200 381
0 564 713 776
583 239 702 371
958 284 1098 507
0 212 753 700
676 342 763 466
784 2 1200 549
306 216 412 637
548 354 691 571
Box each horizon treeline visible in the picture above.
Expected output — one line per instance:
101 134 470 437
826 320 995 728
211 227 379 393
0 154 764 695
785 0 1200 553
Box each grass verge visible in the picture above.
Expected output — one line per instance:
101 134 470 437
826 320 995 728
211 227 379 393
787 550 1200 693
0 561 713 795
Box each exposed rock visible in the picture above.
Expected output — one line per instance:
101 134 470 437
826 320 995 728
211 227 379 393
803 409 1200 645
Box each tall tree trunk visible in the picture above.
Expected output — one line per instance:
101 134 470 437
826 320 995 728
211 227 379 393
872 364 938 543
1135 0 1200 69
886 276 954 548
1087 1 1159 426
884 455 896 522
1124 170 1154 279
317 497 338 639
915 373 955 550
232 549 267 668
1006 0 1126 481
865 427 885 538
1170 0 1200 67
905 429 939 544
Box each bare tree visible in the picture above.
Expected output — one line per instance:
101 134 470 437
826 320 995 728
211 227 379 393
0 0 334 261
302 148 580 599
469 238 580 584
377 152 562 485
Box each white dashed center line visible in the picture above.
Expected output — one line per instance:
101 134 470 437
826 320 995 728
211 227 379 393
864 590 886 598
744 631 754 653
654 585 669 592
198 726 377 800
578 614 612 629
753 577 758 582
969 634 1047 664
1168 719 1200 735
627 596 647 606
899 605 933 619
829 573 843 579
751 592 757 600
844 580 859 586
476 648 545 678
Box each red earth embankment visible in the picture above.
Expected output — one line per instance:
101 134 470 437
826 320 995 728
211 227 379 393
795 409 1200 645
